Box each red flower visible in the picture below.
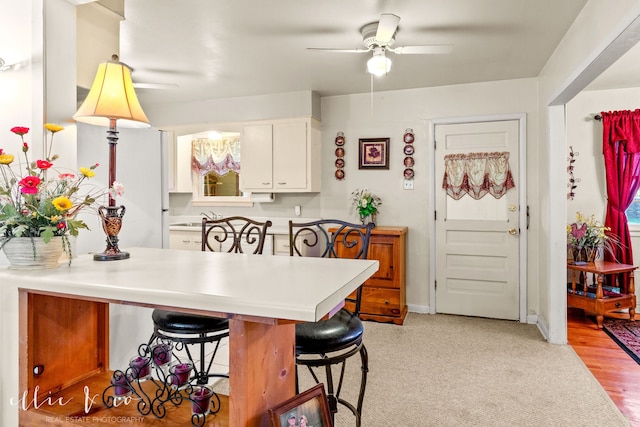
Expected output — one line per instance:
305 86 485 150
18 176 41 194
57 222 66 230
10 126 29 136
36 160 53 170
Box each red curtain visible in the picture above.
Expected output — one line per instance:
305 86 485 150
601 110 640 268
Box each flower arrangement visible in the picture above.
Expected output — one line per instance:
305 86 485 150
567 212 621 261
0 125 108 256
351 188 382 220
567 212 609 248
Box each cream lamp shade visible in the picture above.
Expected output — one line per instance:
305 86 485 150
74 56 150 128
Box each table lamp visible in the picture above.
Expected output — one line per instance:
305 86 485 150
74 54 150 261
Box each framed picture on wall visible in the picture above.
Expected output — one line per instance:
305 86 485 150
359 137 390 169
268 384 332 427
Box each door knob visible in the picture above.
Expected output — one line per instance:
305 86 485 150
508 228 517 235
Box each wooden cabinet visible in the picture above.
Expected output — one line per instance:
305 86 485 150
336 226 408 325
169 229 206 251
240 118 321 193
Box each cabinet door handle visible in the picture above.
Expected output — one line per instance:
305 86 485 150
181 240 191 243
262 182 271 185
277 182 287 185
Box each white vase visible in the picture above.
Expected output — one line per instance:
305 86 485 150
2 236 65 269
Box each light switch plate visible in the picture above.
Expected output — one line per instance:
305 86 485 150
403 180 414 190
295 205 301 216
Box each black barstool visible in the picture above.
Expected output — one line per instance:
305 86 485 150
289 219 375 427
150 217 272 384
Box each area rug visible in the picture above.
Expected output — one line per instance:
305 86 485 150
603 318 640 365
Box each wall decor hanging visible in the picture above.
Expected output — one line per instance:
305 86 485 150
567 145 580 200
359 137 390 169
335 132 345 180
442 151 515 200
403 128 415 180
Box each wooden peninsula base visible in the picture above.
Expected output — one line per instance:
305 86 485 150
18 292 293 427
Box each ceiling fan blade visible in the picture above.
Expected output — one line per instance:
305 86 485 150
390 45 454 55
132 82 179 89
376 13 400 44
306 48 371 53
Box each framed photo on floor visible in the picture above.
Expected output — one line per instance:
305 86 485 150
359 137 390 169
268 383 332 427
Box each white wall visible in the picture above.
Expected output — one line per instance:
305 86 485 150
0 1 59 424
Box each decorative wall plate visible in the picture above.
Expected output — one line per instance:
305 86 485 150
403 156 414 167
403 145 414 155
335 169 345 180
403 132 414 144
335 158 345 168
335 147 345 157
403 168 414 179
335 135 345 146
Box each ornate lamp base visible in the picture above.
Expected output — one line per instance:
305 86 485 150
94 205 130 261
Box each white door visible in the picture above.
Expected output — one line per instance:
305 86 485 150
434 120 520 320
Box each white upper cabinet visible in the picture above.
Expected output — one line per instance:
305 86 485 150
240 117 321 193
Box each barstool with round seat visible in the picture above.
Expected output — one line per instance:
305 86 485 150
288 219 375 427
150 216 273 385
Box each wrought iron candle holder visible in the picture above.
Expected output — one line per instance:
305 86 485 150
102 342 222 426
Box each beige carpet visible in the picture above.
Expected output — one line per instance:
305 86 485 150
294 313 629 427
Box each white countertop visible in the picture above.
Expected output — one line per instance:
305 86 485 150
3 247 378 323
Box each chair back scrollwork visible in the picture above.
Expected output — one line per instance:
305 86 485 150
202 216 272 254
288 219 375 314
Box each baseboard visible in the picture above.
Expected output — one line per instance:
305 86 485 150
536 316 550 341
407 304 430 314
526 313 539 324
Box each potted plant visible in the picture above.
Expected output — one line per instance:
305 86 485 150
566 212 620 264
0 125 109 267
351 188 382 224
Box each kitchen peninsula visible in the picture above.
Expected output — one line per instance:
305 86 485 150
1 247 378 426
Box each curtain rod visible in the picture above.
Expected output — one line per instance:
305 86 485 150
594 114 602 121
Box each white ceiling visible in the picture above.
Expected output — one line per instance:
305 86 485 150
108 0 598 107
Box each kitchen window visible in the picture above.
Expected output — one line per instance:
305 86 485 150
187 130 253 206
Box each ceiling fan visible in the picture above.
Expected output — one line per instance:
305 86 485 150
308 13 453 76
0 57 25 72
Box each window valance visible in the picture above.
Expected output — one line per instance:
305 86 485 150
191 137 241 176
442 151 515 200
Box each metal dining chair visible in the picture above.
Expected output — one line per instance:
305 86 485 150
288 219 375 427
150 216 272 385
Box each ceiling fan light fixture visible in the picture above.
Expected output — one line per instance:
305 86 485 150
367 49 391 77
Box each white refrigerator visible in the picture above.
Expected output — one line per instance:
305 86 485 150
77 123 169 369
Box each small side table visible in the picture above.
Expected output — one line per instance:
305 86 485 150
567 260 637 328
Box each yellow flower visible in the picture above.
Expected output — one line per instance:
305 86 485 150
79 167 95 178
52 196 73 211
50 215 61 223
44 123 64 133
0 153 14 164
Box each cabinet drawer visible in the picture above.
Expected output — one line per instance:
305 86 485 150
360 287 402 317
274 235 292 255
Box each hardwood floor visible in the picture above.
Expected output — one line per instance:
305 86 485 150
568 308 640 426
